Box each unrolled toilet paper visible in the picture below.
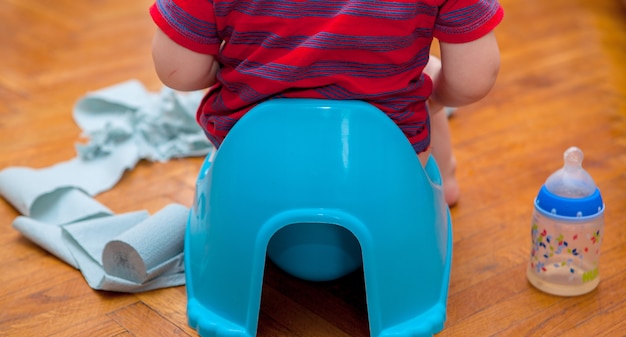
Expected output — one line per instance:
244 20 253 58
0 80 214 292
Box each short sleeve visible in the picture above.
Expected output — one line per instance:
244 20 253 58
150 0 221 54
434 0 504 43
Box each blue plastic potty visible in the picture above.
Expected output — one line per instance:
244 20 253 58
185 99 453 337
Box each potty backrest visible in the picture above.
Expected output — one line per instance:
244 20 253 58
212 98 428 210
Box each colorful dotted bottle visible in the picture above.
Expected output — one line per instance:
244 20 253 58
527 147 605 296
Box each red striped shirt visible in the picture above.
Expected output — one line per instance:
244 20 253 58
151 0 503 153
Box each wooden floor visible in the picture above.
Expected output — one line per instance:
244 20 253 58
1 0 625 336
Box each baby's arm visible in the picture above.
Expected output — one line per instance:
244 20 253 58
429 31 500 109
151 28 220 91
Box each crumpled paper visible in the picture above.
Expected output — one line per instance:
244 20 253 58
73 79 209 162
0 80 213 292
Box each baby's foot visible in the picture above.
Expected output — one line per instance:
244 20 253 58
441 158 459 207
443 175 460 207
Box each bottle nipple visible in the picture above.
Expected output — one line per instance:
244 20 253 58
545 146 596 198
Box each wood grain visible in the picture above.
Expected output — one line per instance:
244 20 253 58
1 0 625 336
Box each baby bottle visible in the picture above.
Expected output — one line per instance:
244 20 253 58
526 146 605 296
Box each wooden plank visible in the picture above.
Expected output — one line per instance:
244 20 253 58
107 302 191 337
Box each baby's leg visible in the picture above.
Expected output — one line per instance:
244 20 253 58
417 150 431 168
429 106 459 206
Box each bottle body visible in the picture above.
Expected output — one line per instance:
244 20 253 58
527 204 604 296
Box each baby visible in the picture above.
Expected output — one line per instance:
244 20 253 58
150 0 503 206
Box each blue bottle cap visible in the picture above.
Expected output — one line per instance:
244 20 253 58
535 185 604 218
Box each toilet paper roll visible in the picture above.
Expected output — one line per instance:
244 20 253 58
102 203 189 283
